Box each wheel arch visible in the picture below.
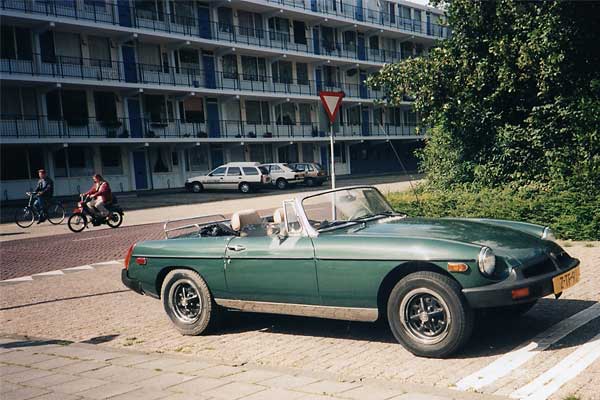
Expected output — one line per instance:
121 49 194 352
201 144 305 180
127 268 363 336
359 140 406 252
376 261 460 319
155 266 211 299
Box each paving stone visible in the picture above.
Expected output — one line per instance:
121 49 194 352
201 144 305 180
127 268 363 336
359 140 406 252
239 387 306 400
20 372 79 388
169 376 229 394
339 385 404 400
195 364 245 378
28 392 83 400
134 372 197 389
3 368 55 384
161 360 214 374
109 388 172 400
54 360 107 375
389 394 452 400
0 351 56 366
300 380 361 396
135 358 190 371
49 377 106 394
76 381 140 399
258 374 320 390
230 369 283 384
202 381 266 400
1 386 50 400
0 364 29 377
80 365 131 379
109 354 160 367
297 395 345 400
0 381 23 393
31 357 82 370
105 366 163 384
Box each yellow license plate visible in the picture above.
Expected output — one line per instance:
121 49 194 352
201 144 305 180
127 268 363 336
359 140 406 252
552 266 580 293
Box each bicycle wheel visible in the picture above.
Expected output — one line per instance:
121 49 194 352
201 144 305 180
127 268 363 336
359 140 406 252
15 206 35 228
47 202 65 225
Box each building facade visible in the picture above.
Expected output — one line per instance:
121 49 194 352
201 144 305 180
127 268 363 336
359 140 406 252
0 0 447 200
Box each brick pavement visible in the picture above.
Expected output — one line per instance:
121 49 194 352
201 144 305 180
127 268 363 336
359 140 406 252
0 244 598 399
0 336 505 400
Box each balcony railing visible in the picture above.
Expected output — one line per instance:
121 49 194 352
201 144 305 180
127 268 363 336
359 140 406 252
0 0 447 58
0 115 420 139
1 55 384 99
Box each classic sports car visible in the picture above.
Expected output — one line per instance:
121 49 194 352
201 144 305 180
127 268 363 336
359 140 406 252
122 186 580 358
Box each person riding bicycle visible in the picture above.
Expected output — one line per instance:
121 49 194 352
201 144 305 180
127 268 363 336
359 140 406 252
83 174 112 219
34 169 54 224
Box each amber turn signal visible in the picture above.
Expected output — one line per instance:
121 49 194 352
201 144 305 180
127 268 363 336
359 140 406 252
447 262 469 272
512 287 530 300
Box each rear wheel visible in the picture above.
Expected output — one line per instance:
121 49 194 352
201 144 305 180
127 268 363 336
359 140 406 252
47 202 65 225
387 271 473 358
239 182 251 193
276 178 288 190
161 269 221 335
305 177 315 187
191 182 203 193
67 212 87 233
15 206 35 228
106 211 123 228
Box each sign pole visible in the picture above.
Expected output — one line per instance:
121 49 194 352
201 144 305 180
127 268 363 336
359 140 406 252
329 122 335 189
318 91 345 191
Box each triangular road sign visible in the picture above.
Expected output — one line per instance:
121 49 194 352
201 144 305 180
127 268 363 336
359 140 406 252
319 91 345 123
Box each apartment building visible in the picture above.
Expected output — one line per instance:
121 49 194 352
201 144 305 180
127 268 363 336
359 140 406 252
0 0 447 199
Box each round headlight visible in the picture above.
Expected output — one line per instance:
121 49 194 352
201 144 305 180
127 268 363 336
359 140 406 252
541 227 556 242
478 247 496 276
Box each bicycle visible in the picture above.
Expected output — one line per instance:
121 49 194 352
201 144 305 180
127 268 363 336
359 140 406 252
14 192 65 228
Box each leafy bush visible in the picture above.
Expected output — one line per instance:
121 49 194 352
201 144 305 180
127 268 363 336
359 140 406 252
387 186 600 241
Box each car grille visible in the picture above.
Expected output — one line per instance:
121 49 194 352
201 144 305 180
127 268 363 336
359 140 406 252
522 257 557 278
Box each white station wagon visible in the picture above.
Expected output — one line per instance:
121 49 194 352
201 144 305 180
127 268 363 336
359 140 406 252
260 163 306 190
185 162 271 194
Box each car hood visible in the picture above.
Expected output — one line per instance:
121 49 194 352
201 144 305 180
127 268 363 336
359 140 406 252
351 217 555 262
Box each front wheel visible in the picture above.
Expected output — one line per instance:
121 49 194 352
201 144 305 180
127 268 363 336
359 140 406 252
161 269 221 335
67 212 87 233
305 178 315 187
238 182 252 194
276 178 288 190
15 206 35 228
47 202 65 225
190 182 203 193
106 211 123 228
387 272 474 358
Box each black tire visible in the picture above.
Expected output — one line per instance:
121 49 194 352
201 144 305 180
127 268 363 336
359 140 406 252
106 212 123 228
276 178 288 190
317 180 325 186
239 182 252 194
387 271 473 358
47 202 65 225
161 269 221 335
305 178 315 187
15 206 35 228
67 212 87 233
190 182 203 193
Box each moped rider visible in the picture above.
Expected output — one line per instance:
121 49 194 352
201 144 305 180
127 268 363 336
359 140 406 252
83 174 112 219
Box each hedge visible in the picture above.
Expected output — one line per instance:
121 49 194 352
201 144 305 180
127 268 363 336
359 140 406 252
386 186 600 241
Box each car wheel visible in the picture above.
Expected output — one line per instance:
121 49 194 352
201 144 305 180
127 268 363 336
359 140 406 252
190 182 203 193
306 178 315 187
239 182 252 193
387 271 473 358
161 269 220 336
276 178 288 190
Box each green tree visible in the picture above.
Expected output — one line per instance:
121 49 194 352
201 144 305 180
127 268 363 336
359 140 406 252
369 0 600 190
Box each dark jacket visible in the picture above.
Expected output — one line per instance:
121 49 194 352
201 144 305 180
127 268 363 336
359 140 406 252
35 177 54 198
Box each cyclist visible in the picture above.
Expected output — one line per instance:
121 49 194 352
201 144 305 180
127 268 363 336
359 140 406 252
83 174 112 219
34 169 54 224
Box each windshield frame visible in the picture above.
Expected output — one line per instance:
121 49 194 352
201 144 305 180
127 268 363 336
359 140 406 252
297 186 397 236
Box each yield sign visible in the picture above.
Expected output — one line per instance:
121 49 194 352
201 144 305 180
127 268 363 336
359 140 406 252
319 91 345 123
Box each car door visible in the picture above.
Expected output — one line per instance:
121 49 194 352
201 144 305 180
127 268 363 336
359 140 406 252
224 201 319 304
204 166 227 189
224 166 243 190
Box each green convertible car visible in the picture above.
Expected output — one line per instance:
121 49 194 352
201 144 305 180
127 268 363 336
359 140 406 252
122 186 580 357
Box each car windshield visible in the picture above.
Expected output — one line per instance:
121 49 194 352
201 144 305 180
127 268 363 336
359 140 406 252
301 187 395 230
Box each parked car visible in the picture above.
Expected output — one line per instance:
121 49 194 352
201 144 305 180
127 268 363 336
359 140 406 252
260 163 305 190
122 186 580 358
288 162 327 187
185 162 270 194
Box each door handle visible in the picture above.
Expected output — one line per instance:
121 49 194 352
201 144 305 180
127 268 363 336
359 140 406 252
227 244 246 252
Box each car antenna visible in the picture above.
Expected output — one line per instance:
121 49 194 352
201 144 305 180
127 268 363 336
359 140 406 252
383 125 422 211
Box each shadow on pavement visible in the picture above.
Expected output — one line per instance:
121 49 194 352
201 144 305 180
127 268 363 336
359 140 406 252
0 339 74 349
0 290 130 311
80 334 120 344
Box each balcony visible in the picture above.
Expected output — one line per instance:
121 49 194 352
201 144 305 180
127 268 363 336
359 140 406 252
0 115 421 140
1 55 385 100
0 0 448 56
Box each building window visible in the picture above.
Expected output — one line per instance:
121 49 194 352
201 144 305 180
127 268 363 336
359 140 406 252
217 7 233 33
346 107 361 125
275 103 295 125
298 104 311 124
1 25 32 60
268 17 290 42
302 143 314 162
94 92 118 124
241 56 266 81
53 147 94 177
151 148 170 173
245 101 270 125
186 147 209 171
171 1 195 26
54 32 82 64
222 54 238 79
239 11 263 38
179 97 204 123
88 36 111 67
136 0 165 21
144 95 168 122
334 143 346 163
1 146 43 180
369 35 379 51
272 61 292 84
321 26 336 52
343 31 356 52
100 147 123 175
405 111 418 126
1 88 38 120
292 20 306 45
296 63 308 85
47 90 88 125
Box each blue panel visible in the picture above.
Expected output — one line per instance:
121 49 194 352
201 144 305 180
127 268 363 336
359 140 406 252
357 34 366 60
362 107 370 136
312 27 320 55
427 13 432 36
359 71 368 98
320 146 328 173
197 5 211 39
355 0 364 21
311 0 318 12
390 3 396 24
206 100 221 138
127 99 143 138
202 54 216 89
122 46 137 83
315 69 322 93
117 0 132 27
133 151 148 190
211 147 224 168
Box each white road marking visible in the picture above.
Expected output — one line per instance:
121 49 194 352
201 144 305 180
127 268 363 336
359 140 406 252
0 259 122 284
0 276 33 283
33 270 65 277
510 332 600 400
72 235 110 242
63 265 95 271
92 260 121 266
455 302 600 391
